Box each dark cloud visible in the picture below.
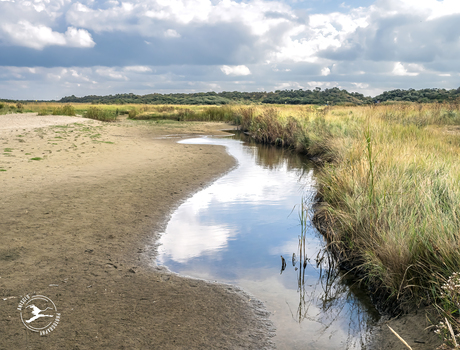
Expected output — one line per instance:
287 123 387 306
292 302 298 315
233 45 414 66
317 11 460 64
0 22 264 67
317 42 363 61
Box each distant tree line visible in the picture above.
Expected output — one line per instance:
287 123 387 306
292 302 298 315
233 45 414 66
56 88 371 105
3 87 460 105
373 88 460 103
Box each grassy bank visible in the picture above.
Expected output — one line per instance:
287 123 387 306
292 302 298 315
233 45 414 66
238 106 460 278
234 103 460 346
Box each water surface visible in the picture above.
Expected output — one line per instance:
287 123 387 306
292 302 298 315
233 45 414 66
156 132 379 349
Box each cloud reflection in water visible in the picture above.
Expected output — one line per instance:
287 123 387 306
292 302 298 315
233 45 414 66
155 134 378 350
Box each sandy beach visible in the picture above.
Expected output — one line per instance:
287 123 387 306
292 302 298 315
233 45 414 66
0 114 274 349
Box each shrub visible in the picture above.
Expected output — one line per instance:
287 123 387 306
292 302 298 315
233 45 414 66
128 109 138 119
155 105 176 113
84 107 117 122
51 104 76 116
38 109 49 116
176 108 197 121
62 104 76 116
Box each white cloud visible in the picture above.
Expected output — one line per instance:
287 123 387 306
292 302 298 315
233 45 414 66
95 67 128 80
164 29 180 38
351 82 369 89
392 62 421 76
1 21 66 49
65 0 296 41
306 81 341 89
220 65 251 76
379 0 460 20
0 21 95 49
64 27 96 48
274 81 305 90
124 66 152 72
271 8 369 63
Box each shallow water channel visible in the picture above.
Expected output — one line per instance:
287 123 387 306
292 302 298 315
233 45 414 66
157 132 379 349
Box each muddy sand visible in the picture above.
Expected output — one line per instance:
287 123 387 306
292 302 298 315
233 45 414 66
0 114 274 349
0 113 442 349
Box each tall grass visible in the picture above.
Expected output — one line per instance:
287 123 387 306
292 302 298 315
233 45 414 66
127 105 240 122
233 103 460 326
84 107 117 122
38 104 76 116
0 102 23 115
12 102 138 116
311 107 460 309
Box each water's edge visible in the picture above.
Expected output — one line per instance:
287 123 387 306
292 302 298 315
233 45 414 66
154 132 380 349
141 133 277 349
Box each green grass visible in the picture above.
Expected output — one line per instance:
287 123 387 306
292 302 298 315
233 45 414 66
0 102 24 114
93 141 114 144
37 104 76 116
84 107 118 122
127 105 241 122
30 157 42 161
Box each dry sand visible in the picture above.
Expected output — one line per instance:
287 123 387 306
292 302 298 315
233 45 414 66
0 114 275 349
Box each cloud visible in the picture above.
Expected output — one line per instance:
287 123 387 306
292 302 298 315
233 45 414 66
351 82 369 89
123 66 152 73
64 27 96 48
321 67 330 76
95 67 128 80
392 62 420 76
0 21 95 50
0 0 460 99
65 0 295 38
164 29 180 38
220 65 251 76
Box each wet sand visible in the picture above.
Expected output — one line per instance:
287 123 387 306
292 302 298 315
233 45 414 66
0 114 275 349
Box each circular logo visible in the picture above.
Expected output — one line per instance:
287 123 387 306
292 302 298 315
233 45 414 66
18 295 61 335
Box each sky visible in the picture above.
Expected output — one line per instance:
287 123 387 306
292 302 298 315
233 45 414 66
0 0 459 100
